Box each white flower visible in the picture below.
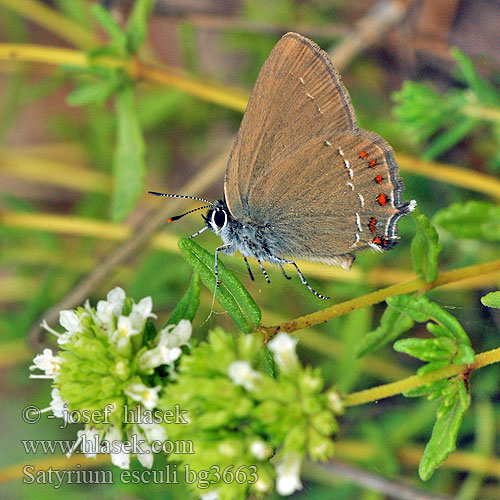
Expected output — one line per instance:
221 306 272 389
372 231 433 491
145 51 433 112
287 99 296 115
201 489 219 500
49 388 69 420
129 296 156 332
139 345 182 371
327 391 344 415
68 426 102 458
105 426 130 470
131 425 154 469
140 422 167 443
267 333 299 373
110 316 139 351
58 310 86 344
125 383 161 410
30 348 61 379
228 361 261 391
275 452 303 496
96 287 126 331
250 439 271 460
158 319 192 348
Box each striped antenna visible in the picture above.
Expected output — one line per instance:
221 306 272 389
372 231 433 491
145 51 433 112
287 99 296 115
167 205 212 223
148 191 215 206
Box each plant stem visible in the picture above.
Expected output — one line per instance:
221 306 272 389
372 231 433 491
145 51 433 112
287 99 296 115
0 0 98 48
259 258 500 340
344 347 500 406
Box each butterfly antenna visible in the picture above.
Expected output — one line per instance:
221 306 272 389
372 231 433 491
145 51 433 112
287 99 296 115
148 191 215 206
167 205 212 223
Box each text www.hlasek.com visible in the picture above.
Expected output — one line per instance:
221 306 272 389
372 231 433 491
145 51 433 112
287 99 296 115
22 434 193 455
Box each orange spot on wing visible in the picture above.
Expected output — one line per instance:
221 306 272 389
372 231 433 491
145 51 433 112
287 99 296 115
168 218 173 223
374 174 383 183
372 236 382 245
376 193 388 206
368 217 377 232
369 159 377 168
358 150 369 159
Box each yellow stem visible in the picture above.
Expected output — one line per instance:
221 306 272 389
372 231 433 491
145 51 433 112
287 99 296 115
260 258 500 340
395 153 500 201
0 0 98 48
344 347 500 406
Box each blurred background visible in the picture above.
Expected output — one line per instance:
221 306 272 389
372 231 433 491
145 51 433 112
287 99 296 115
1 0 499 499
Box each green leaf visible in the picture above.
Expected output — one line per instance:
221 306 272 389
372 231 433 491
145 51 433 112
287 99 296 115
91 3 126 49
434 201 500 241
451 48 500 106
481 291 500 309
387 295 470 346
411 209 441 282
125 0 155 54
417 360 452 376
178 238 261 333
419 379 471 480
166 272 201 326
423 117 479 159
356 306 414 357
66 77 122 106
111 84 146 221
263 347 276 378
393 338 455 362
403 379 449 398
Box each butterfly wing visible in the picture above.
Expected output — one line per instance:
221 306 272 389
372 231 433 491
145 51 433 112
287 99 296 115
224 32 357 220
243 130 413 270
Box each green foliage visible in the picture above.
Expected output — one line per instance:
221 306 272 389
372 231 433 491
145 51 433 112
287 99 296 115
392 48 500 165
159 328 338 499
481 291 500 308
389 294 474 375
167 272 201 326
111 84 146 221
411 208 441 282
178 238 261 333
356 304 414 357
418 379 471 481
434 201 500 241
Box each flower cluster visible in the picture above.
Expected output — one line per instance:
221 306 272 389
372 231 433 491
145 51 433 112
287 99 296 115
159 329 342 500
30 287 192 469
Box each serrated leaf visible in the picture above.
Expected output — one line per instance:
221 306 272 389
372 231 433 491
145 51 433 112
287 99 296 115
111 84 146 221
67 77 122 106
419 379 470 480
356 306 414 357
387 295 470 346
393 338 454 362
166 272 201 326
434 201 500 241
411 209 441 282
125 0 155 54
481 291 500 309
178 238 261 333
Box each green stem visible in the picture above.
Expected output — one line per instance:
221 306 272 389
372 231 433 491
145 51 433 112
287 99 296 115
259 258 500 341
344 347 500 406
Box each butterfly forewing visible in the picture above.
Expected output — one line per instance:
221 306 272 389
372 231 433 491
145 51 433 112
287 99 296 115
224 32 357 220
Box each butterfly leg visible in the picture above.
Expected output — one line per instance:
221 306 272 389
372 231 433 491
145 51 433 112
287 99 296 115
189 226 208 239
243 256 255 281
257 259 271 284
279 263 292 280
214 243 233 287
271 256 330 300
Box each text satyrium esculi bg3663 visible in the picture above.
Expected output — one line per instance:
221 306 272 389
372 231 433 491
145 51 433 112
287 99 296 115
150 32 416 300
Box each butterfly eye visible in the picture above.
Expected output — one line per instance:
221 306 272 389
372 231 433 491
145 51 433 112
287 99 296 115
212 209 227 229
